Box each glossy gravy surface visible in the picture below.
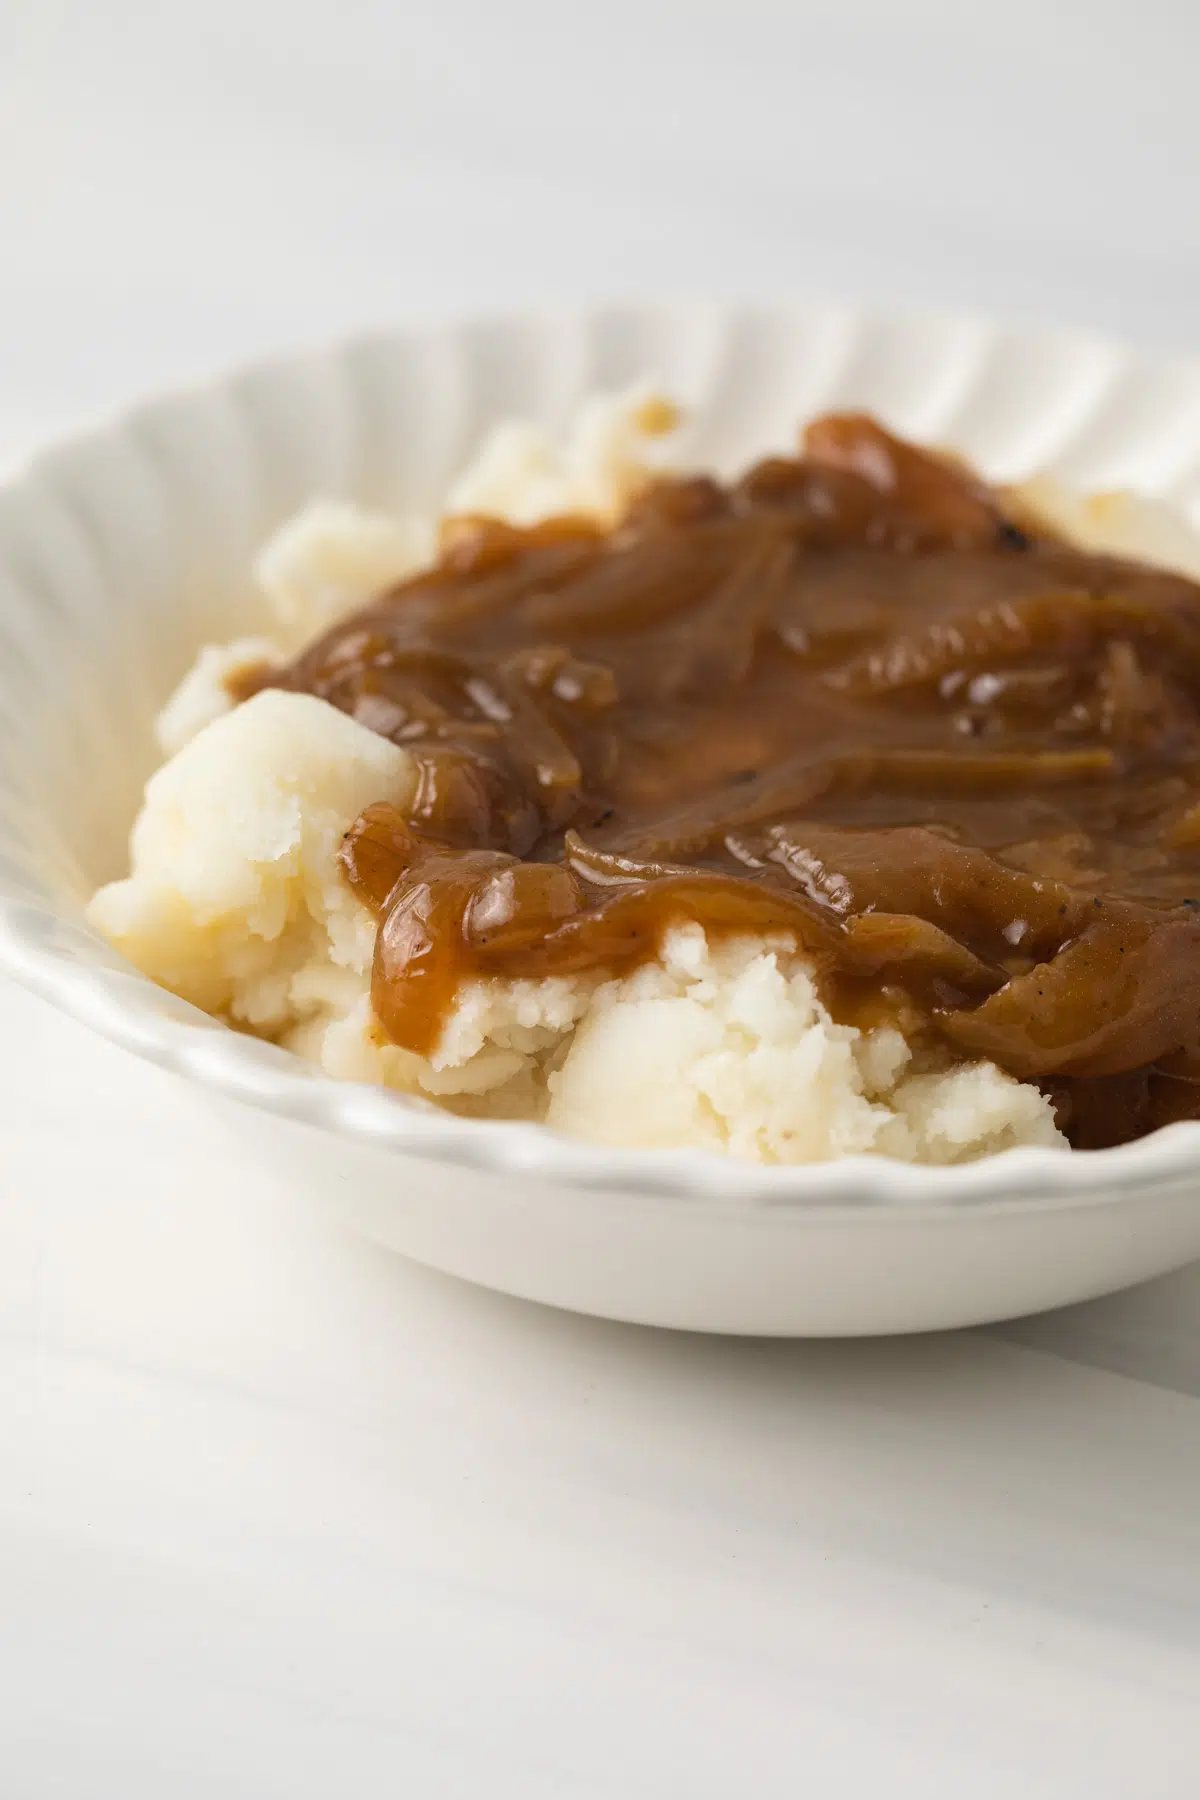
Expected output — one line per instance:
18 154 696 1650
250 415 1200 1147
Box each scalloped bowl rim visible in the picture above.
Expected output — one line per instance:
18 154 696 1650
3 299 1200 1218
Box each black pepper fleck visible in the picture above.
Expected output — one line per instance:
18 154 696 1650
997 519 1032 551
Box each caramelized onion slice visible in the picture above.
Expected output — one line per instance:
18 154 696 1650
656 527 795 696
562 831 693 886
605 747 1117 865
760 823 1085 960
339 803 419 912
802 413 1019 549
843 912 1003 1002
467 873 841 977
523 526 740 634
488 667 583 796
867 747 1118 792
825 590 1200 699
372 845 516 1055
941 911 1200 1078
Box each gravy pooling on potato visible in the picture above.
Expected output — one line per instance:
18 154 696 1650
244 414 1200 1147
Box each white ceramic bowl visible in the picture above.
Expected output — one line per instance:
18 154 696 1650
5 302 1200 1335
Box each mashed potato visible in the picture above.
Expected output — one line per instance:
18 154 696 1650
88 389 1114 1165
89 690 415 1031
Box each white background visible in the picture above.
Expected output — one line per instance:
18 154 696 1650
3 3 1200 1794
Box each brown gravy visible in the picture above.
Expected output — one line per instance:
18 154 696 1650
247 414 1200 1148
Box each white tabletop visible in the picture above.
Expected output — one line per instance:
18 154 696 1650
4 4 1200 1793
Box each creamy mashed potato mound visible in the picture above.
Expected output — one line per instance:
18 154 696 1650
89 690 415 1032
92 385 1179 1165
